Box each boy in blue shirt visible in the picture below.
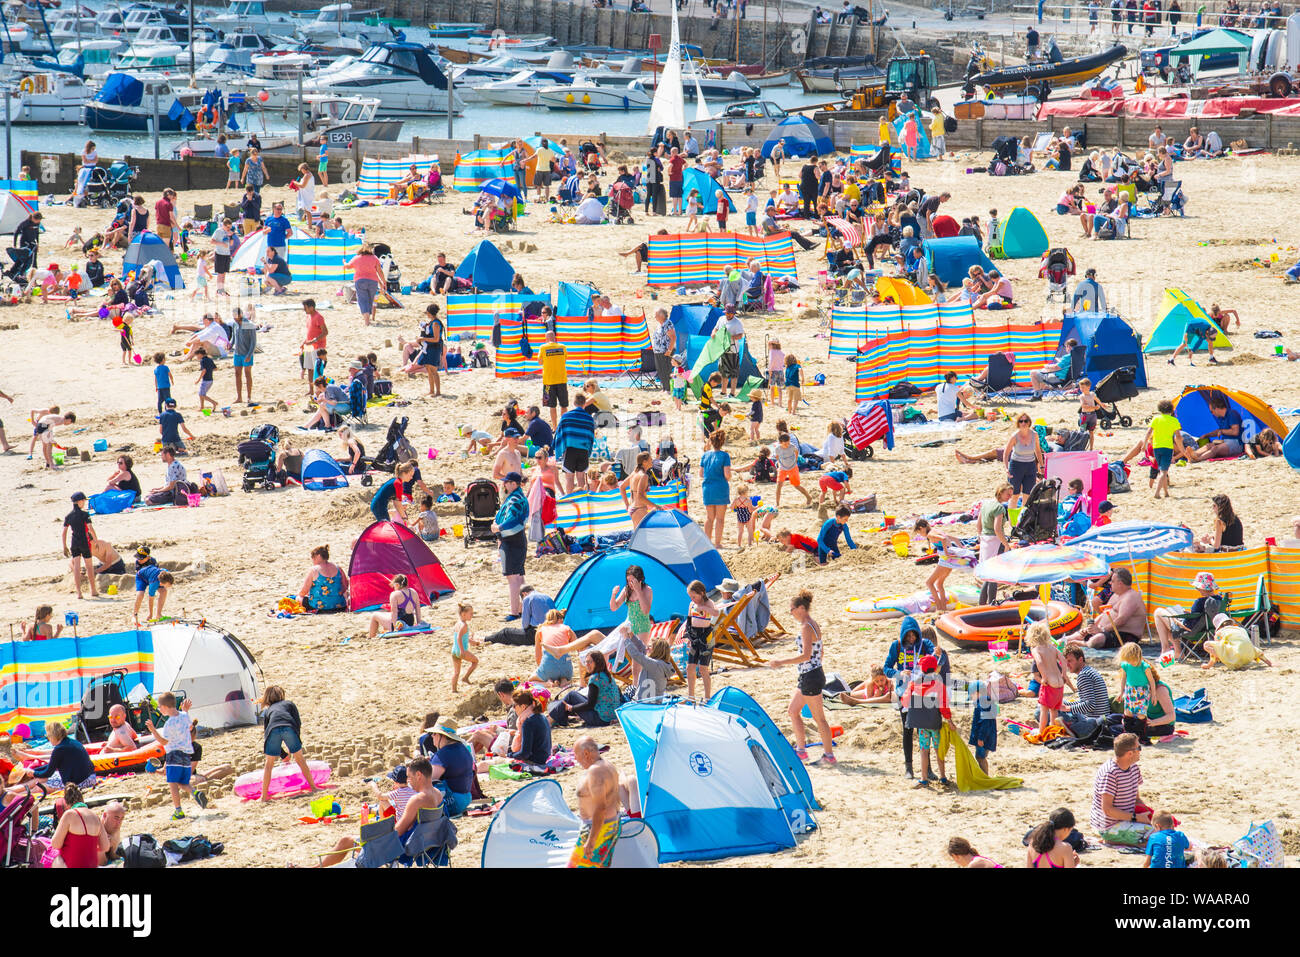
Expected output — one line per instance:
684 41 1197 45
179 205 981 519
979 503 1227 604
145 692 207 819
1144 809 1190 868
153 352 173 413
816 506 857 564
437 479 461 503
817 467 852 506
158 397 195 451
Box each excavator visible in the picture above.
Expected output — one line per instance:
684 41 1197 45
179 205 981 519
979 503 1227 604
813 50 991 122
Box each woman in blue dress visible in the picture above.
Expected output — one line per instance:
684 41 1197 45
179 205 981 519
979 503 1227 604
699 429 732 548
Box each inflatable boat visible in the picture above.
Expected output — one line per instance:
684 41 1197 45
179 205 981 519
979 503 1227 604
933 601 1081 648
972 44 1127 96
12 736 165 775
844 583 981 622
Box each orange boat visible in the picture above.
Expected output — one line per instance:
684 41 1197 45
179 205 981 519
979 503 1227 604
934 601 1081 648
13 737 165 775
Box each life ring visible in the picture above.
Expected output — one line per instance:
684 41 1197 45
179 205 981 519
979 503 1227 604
18 76 33 94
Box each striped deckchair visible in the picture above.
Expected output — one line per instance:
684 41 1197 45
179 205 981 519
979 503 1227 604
825 217 862 250
445 293 550 338
287 235 361 282
356 155 438 200
0 630 156 731
645 231 797 287
451 148 515 192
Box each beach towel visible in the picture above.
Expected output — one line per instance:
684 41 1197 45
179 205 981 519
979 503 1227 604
938 723 1024 792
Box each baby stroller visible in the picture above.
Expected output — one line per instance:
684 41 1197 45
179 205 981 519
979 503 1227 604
1092 366 1138 428
607 181 635 224
1038 247 1076 302
73 669 154 744
1012 477 1061 544
371 242 403 294
578 140 603 172
238 423 280 492
83 160 138 208
987 135 1020 176
371 416 416 473
463 478 500 548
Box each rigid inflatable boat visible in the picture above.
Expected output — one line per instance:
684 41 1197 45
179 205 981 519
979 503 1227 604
933 601 1082 648
972 44 1127 96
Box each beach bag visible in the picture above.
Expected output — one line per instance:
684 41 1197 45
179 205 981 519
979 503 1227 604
847 495 877 513
1100 821 1153 846
88 489 136 515
122 833 166 869
1107 461 1131 493
990 161 1008 177
887 380 921 399
990 671 1020 704
1233 821 1284 868
1174 687 1212 723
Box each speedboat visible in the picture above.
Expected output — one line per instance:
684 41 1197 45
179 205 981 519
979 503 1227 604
473 69 570 107
113 43 185 71
170 95 402 157
84 71 202 132
195 32 278 79
538 78 651 111
5 71 91 123
207 0 299 37
453 51 573 83
48 7 114 45
295 3 394 45
54 39 125 78
972 41 1127 95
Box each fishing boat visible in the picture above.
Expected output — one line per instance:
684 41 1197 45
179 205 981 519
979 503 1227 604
538 77 651 111
971 42 1128 95
427 22 483 38
5 70 91 123
84 71 202 132
796 57 886 93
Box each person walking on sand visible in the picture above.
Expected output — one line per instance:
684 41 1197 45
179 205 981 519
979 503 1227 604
256 685 319 803
767 590 836 765
62 492 99 600
568 736 622 868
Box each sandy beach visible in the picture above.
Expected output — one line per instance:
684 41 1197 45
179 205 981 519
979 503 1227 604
2 144 1298 868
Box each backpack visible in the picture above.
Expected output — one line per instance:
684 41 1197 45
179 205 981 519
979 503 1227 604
887 380 921 399
122 833 167 868
1107 460 1131 493
944 115 958 133
990 161 1008 177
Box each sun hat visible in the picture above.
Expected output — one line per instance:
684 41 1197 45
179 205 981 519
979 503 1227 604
718 578 740 592
1191 571 1216 590
1212 613 1233 629
426 721 465 744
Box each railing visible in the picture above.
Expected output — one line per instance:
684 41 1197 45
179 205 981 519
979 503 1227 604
1007 2 1295 40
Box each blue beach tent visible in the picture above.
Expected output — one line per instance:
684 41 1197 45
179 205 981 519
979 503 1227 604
453 240 515 292
707 686 820 815
122 231 183 289
667 302 723 339
1173 385 1288 444
300 448 348 490
1057 311 1148 388
628 509 731 591
761 115 832 158
681 166 737 214
923 236 995 287
617 698 817 862
554 549 691 633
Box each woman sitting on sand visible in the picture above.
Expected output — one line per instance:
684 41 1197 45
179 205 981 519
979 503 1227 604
335 425 367 474
1246 428 1282 459
838 665 893 706
297 545 349 612
547 649 620 728
530 607 579 683
366 574 422 638
1190 493 1244 552
1026 808 1079 868
105 454 142 499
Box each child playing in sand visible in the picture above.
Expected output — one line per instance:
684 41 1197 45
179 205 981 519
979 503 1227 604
133 565 174 625
196 351 217 412
417 494 439 542
64 227 83 249
190 250 212 302
818 466 852 506
1144 809 1191 868
670 355 689 411
1026 622 1066 732
838 665 893 705
967 676 1000 773
774 433 812 508
754 503 779 541
675 580 718 699
731 483 756 547
902 654 952 788
1116 641 1153 741
145 692 208 819
30 408 75 469
1078 377 1100 449
461 425 494 457
437 479 461 503
451 602 479 693
776 528 819 556
783 354 803 414
22 604 63 641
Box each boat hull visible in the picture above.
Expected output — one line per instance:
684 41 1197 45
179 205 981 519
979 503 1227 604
973 44 1128 94
85 105 185 132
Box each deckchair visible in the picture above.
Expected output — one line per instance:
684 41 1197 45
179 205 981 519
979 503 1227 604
708 592 767 667
742 575 791 646
613 619 683 688
318 815 405 869
1174 593 1230 663
400 805 456 867
1231 575 1272 647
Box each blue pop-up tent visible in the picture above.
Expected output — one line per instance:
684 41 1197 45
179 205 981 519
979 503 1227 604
300 448 348 490
453 240 516 292
123 231 183 289
681 167 737 214
923 236 995 287
628 509 730 590
555 549 690 634
761 114 832 158
1057 311 1148 388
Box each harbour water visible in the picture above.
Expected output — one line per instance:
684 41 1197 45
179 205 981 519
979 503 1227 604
5 27 831 173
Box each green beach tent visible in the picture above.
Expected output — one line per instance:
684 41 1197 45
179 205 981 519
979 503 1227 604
1144 288 1232 354
996 206 1049 259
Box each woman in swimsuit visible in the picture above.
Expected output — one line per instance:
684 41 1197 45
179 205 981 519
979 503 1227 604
49 784 110 868
1026 807 1079 868
767 589 836 765
674 579 719 699
610 564 654 687
298 545 349 611
336 426 367 475
912 519 975 612
947 836 1003 868
619 450 655 529
367 573 421 639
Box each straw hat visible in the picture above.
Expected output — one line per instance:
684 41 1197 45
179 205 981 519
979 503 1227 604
427 721 465 744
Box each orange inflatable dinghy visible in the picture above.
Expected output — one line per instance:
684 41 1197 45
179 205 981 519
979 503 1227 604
934 601 1081 648
12 737 165 775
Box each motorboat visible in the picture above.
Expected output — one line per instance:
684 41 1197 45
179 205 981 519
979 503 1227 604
538 77 651 111
295 4 393 44
84 71 202 131
971 42 1128 95
467 33 555 53
453 51 574 83
427 22 484 38
121 5 193 40
113 43 185 72
683 68 758 101
53 39 125 78
473 68 570 107
5 70 91 123
796 57 885 93
195 32 279 78
170 95 402 157
48 8 115 45
207 0 299 37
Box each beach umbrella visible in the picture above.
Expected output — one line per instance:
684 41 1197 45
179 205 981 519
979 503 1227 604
478 178 521 202
973 543 1108 585
1064 521 1194 562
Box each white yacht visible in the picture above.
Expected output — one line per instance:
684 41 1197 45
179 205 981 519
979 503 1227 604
48 8 113 46
55 39 125 78
195 33 278 78
207 0 299 37
295 4 391 44
538 78 651 111
170 95 402 156
473 69 568 107
5 71 92 124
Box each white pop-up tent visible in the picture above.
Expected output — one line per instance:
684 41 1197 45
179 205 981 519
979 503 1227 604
149 621 261 729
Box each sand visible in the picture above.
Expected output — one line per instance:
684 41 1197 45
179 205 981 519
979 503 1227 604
2 148 1298 868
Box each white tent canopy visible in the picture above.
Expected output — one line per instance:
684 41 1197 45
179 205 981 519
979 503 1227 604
0 191 32 234
149 621 260 729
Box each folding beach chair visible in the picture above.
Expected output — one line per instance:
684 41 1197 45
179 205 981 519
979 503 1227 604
320 815 405 868
1173 593 1230 663
1232 575 1273 647
969 351 1016 400
626 348 659 390
400 805 457 867
707 592 767 667
737 576 791 647
614 619 683 690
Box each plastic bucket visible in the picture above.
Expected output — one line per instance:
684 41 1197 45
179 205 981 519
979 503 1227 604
453 524 464 537
891 531 911 557
93 439 108 452
186 493 202 507
52 451 65 465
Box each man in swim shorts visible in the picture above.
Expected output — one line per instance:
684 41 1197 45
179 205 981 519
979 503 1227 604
569 735 621 868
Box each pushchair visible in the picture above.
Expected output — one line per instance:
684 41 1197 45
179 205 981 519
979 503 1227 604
83 160 138 208
1012 477 1062 543
463 478 500 548
987 135 1021 176
1037 247 1076 302
73 669 154 743
371 242 403 294
1092 365 1138 428
1141 178 1185 217
578 140 602 172
607 181 635 224
371 416 416 473
238 423 280 491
